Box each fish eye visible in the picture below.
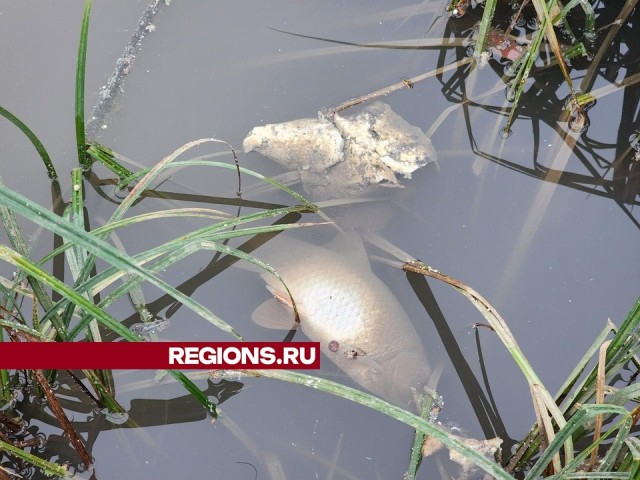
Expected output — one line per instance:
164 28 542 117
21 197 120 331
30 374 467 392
328 341 367 359
344 346 367 359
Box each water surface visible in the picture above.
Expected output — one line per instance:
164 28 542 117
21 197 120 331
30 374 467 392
1 1 638 478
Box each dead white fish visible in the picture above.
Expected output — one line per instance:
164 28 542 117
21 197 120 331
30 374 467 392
251 234 430 408
243 101 437 199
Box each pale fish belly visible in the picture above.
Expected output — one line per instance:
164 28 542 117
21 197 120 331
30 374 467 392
252 235 431 408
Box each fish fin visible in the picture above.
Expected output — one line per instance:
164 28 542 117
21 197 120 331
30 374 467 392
251 298 298 330
324 231 371 271
265 284 294 306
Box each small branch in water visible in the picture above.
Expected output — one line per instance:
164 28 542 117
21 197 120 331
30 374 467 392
322 57 474 117
32 369 93 470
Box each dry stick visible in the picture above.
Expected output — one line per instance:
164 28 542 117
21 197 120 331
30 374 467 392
533 384 562 474
589 339 612 470
530 386 552 473
9 327 95 462
323 57 474 116
505 0 530 37
32 369 93 470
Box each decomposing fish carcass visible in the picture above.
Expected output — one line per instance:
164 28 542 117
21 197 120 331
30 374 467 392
243 101 437 198
251 233 431 408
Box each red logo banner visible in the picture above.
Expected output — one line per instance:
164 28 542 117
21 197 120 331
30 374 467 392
0 342 321 369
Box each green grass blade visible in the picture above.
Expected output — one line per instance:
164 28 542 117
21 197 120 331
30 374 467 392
0 183 242 340
67 140 248 317
597 417 633 472
65 221 318 339
163 159 317 209
559 474 629 479
223 369 512 480
69 140 314 323
626 437 640 478
471 0 497 59
0 245 138 341
530 0 574 92
75 0 92 169
35 204 311 278
556 321 614 408
524 404 629 480
547 413 636 479
0 439 71 478
121 157 317 209
600 383 640 409
405 391 438 479
87 142 134 181
68 169 89 279
66 240 201 339
64 168 103 343
37 207 316 335
606 296 640 360
0 105 57 179
564 298 640 413
0 184 66 337
168 370 217 417
200 240 301 320
0 318 50 340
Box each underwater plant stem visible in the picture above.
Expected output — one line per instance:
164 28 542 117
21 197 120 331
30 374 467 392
0 367 9 405
324 57 473 116
472 0 498 59
405 390 438 479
